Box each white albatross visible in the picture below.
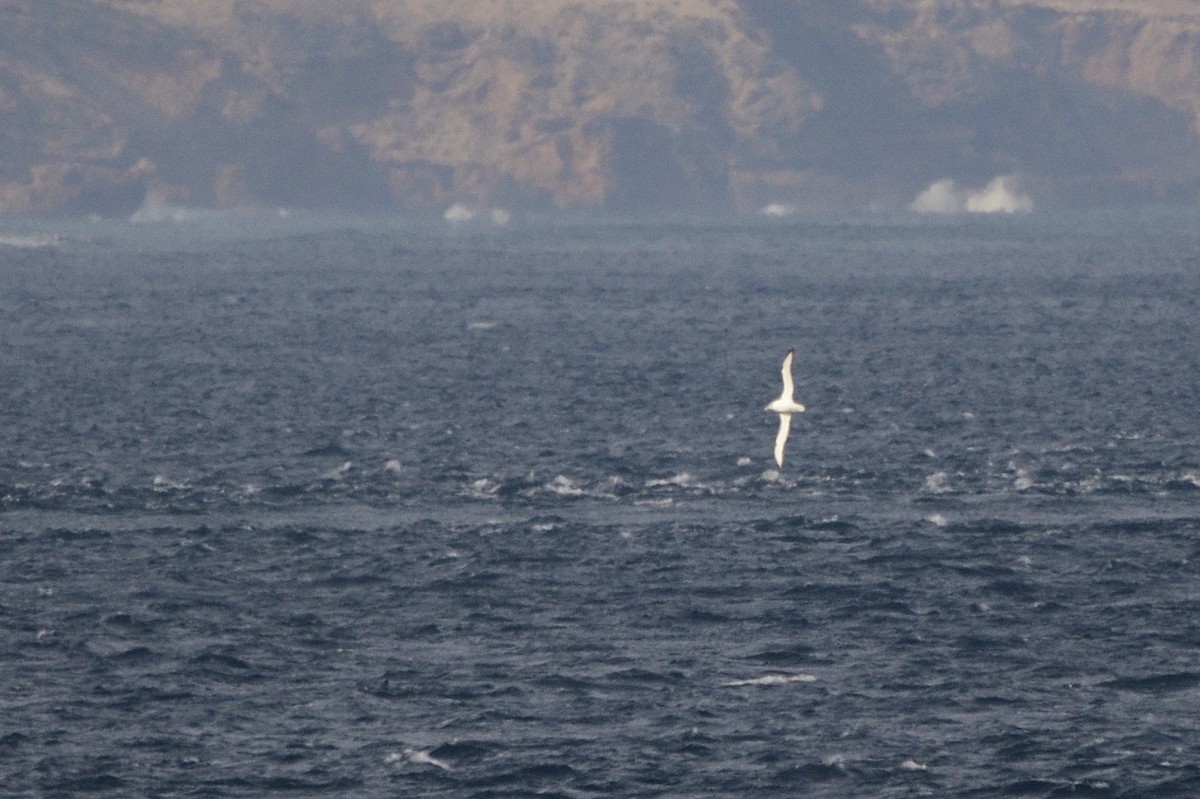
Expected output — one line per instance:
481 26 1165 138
764 348 806 468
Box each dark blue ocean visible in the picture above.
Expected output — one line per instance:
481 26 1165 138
2 210 1199 798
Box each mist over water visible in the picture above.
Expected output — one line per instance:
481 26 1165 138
2 210 1199 797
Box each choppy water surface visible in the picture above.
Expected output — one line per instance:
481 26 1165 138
2 212 1200 797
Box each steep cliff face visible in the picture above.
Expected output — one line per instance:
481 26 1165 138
841 0 1200 204
2 0 1199 215
349 1 821 211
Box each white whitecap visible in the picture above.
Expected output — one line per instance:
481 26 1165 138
723 673 816 687
324 461 353 480
385 748 450 771
443 203 475 223
547 475 586 496
759 202 798 218
130 190 202 223
646 472 693 488
0 234 59 249
922 471 952 493
466 478 499 498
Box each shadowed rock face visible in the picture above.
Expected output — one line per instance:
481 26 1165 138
3 0 1200 216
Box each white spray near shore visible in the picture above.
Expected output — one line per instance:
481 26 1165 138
909 175 1033 215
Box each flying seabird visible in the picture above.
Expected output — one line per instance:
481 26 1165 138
764 348 806 468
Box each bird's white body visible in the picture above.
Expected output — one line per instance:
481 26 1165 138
764 349 805 468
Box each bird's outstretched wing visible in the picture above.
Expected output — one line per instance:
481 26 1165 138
780 349 796 402
773 413 792 468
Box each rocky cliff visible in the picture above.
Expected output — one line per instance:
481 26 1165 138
3 0 1200 216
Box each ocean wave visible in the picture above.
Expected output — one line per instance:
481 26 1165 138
722 673 817 687
0 233 62 249
5 456 1200 522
